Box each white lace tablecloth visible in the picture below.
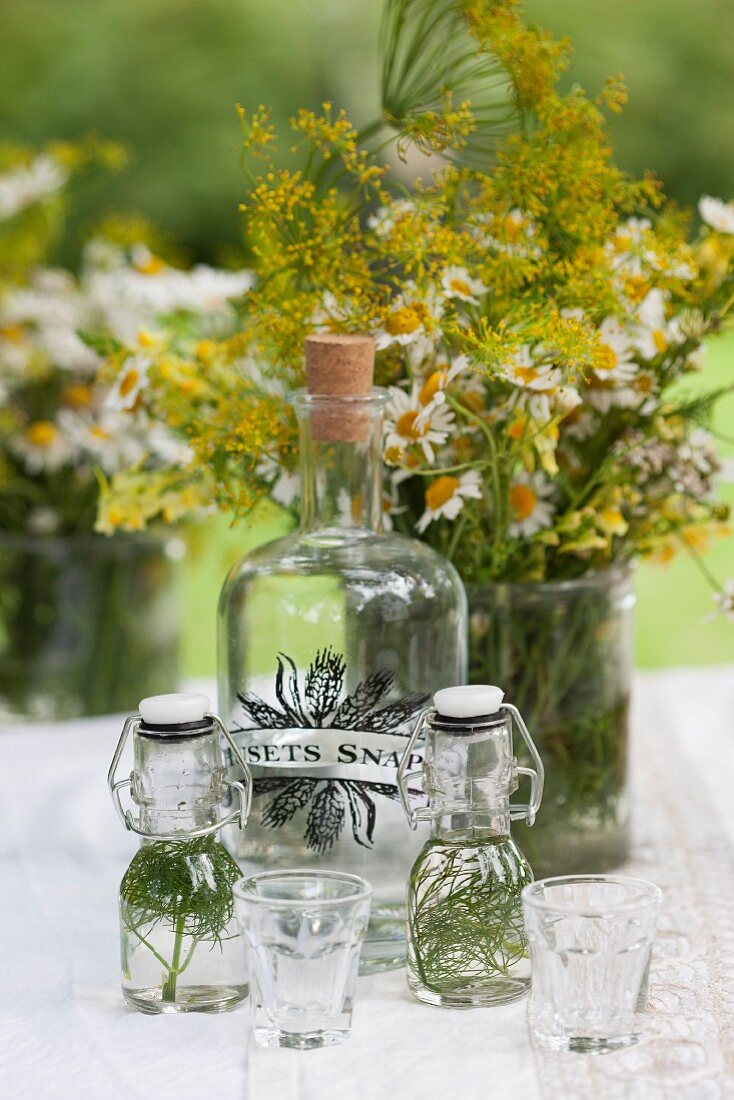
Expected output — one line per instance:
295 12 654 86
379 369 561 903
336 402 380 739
1 667 733 1100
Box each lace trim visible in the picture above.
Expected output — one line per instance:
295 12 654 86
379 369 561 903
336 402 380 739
532 694 734 1098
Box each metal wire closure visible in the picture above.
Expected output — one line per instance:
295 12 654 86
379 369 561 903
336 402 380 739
502 702 544 826
107 713 253 841
396 703 545 829
396 707 434 831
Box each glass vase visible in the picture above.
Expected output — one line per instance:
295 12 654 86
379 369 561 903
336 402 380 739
467 568 634 876
0 532 182 722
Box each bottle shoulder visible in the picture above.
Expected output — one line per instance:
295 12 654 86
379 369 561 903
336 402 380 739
411 834 533 881
120 837 241 902
220 528 465 594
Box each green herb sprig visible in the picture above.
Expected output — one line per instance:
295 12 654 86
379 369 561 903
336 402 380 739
120 835 242 1002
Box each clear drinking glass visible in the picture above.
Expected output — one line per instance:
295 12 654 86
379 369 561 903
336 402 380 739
233 869 372 1049
522 875 661 1054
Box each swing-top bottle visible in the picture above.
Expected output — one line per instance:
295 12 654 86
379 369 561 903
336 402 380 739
398 684 544 1007
108 692 252 1013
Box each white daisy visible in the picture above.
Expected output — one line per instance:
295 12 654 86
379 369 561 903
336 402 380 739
507 470 555 537
512 382 583 426
3 273 80 331
57 408 147 474
417 470 483 532
594 317 638 383
552 386 583 414
0 155 67 220
104 354 152 412
366 199 415 238
585 383 641 413
145 422 195 467
0 322 32 379
417 355 471 408
384 385 455 464
699 195 734 235
37 326 99 374
256 454 300 508
311 291 350 331
10 419 78 474
441 266 487 305
85 249 253 340
172 265 254 313
479 208 542 258
632 289 684 360
502 345 561 393
605 217 655 276
375 286 443 351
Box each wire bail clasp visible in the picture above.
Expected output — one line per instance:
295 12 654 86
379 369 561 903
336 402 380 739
107 713 253 842
397 707 435 830
503 703 544 826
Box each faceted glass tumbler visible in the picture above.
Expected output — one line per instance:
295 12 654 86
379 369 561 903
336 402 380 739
233 870 372 1050
522 875 661 1054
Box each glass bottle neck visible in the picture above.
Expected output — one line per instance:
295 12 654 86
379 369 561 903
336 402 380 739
431 808 511 841
424 717 517 841
139 803 219 839
133 728 226 838
292 391 386 535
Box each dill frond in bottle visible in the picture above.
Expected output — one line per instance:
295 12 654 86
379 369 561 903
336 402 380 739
398 685 544 1007
108 692 252 1013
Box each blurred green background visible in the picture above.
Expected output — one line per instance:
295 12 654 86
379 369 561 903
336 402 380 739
3 0 733 673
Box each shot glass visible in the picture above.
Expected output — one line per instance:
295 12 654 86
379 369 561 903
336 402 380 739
233 869 372 1050
522 874 662 1055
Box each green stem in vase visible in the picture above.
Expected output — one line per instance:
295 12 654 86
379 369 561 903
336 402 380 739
120 836 242 1003
468 571 633 875
161 912 187 1003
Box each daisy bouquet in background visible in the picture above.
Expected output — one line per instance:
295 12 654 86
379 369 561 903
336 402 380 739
0 142 253 536
0 142 253 717
102 0 734 866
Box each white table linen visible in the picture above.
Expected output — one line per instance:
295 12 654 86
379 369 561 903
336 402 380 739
1 667 732 1100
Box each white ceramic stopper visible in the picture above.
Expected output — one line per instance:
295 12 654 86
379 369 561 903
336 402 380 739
139 692 210 725
433 685 505 718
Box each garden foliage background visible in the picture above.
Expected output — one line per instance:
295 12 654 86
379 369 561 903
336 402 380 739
3 0 733 675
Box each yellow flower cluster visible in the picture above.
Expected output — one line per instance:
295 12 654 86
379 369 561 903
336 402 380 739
104 0 733 583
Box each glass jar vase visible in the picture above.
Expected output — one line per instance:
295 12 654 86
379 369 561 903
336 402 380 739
467 568 634 876
0 532 182 722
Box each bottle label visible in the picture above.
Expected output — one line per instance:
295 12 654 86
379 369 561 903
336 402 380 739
229 647 429 852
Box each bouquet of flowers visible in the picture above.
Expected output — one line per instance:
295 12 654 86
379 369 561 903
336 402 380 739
0 142 252 716
0 144 253 535
95 0 733 865
101 0 733 604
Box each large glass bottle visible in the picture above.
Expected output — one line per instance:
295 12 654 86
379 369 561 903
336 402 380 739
218 334 467 971
108 692 252 1013
398 684 544 1007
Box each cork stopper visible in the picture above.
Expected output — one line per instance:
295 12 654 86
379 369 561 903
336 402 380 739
305 334 375 442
